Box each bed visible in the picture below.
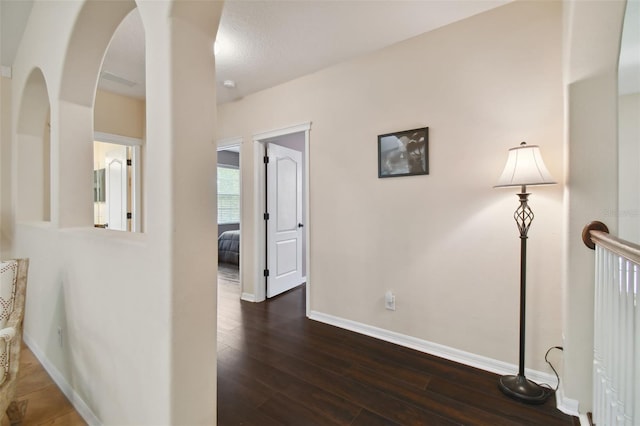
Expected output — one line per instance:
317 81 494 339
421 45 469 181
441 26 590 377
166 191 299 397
218 230 240 265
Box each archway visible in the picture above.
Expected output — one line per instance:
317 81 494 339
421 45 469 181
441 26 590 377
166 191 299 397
93 7 146 232
16 68 51 222
53 0 223 423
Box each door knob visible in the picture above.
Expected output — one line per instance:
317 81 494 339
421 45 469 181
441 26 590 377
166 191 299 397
298 223 304 228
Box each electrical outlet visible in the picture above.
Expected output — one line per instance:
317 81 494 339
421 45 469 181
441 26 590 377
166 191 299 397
385 291 396 311
57 327 63 347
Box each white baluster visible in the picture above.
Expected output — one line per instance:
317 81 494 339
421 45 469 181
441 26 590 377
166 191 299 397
593 243 639 425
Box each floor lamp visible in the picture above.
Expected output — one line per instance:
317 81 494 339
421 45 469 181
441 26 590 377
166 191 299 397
494 142 556 404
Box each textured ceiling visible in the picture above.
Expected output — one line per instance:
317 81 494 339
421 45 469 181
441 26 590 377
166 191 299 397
101 0 514 103
16 1 623 104
212 0 513 104
98 9 146 98
0 0 34 69
3 1 639 101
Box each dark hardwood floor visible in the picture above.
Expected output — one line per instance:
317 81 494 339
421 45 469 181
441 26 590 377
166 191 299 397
217 279 580 426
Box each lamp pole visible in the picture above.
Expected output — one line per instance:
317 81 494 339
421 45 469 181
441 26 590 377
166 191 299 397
498 185 550 404
517 186 530 378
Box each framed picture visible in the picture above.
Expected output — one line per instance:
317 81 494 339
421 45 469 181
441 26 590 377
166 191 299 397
378 127 429 178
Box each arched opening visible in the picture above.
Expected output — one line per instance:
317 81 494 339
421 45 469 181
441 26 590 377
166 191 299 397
16 68 51 222
93 7 146 232
55 0 136 229
60 1 136 107
51 0 222 421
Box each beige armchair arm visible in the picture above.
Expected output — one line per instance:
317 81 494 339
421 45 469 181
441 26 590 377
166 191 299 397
0 327 15 343
0 259 28 421
3 308 23 335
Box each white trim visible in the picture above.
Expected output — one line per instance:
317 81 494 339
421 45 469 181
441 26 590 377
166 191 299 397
253 122 311 141
217 136 243 148
93 131 142 147
309 310 559 388
252 140 266 302
303 129 310 317
578 414 590 426
130 146 141 232
556 382 582 417
23 333 102 426
241 292 256 302
1 66 11 78
252 122 311 305
216 137 244 296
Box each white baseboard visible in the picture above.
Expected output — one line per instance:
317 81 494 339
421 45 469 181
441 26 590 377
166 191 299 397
556 383 580 415
578 414 590 426
23 333 102 426
239 278 306 303
555 382 587 424
241 292 256 302
309 310 559 388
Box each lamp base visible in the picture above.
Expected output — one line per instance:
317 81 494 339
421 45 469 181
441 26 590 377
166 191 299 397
498 374 551 405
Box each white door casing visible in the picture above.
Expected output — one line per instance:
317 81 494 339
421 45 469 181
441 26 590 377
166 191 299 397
266 143 303 297
216 139 245 298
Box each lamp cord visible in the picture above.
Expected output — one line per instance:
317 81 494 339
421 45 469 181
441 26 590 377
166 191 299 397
539 346 563 393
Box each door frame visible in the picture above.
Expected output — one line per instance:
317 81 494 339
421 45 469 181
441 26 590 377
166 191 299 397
253 122 311 315
105 145 128 230
94 131 142 232
217 136 244 295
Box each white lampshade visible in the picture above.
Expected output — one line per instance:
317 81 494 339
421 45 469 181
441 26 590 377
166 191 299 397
495 142 556 188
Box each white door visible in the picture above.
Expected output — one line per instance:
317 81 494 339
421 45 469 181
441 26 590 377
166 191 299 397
105 146 128 231
266 143 303 298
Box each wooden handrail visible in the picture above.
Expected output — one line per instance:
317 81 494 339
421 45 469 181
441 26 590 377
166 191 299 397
582 221 640 265
590 230 640 265
582 221 609 249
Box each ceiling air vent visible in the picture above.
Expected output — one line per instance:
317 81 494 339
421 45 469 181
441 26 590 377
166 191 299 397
100 71 137 87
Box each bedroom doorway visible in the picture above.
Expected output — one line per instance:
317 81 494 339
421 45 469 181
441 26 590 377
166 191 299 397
265 142 304 298
217 141 242 291
253 122 310 313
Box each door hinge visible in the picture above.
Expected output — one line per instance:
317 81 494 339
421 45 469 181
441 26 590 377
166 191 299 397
127 212 132 219
264 212 269 220
127 159 132 166
263 156 269 164
263 269 270 277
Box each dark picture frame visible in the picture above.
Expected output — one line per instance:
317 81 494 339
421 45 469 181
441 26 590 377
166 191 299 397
378 127 429 178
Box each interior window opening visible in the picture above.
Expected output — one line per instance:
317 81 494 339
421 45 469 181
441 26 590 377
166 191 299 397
93 140 140 232
92 6 145 232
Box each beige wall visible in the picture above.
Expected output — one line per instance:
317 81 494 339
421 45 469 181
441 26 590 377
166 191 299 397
0 76 11 256
8 1 221 423
561 0 626 411
94 89 145 139
219 0 564 374
618 93 640 242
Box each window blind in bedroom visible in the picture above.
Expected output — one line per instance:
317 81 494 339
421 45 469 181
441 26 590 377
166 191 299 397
217 166 240 224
